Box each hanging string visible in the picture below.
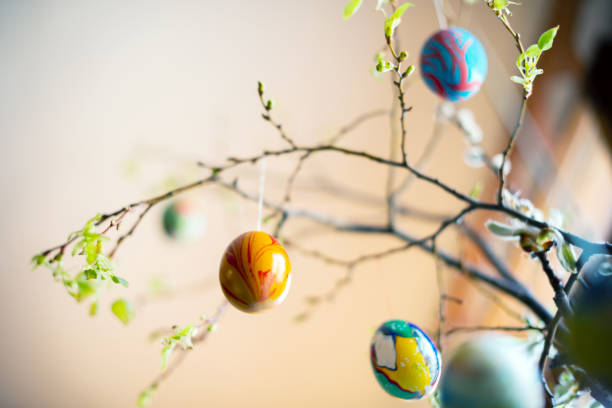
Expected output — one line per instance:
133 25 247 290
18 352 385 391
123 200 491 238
433 0 448 30
256 157 267 231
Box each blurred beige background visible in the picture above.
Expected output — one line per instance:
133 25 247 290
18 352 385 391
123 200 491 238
1 0 610 407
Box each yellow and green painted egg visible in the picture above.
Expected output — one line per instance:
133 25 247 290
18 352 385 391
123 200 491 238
370 320 441 399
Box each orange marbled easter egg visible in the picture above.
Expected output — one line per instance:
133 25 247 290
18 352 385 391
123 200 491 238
219 231 291 313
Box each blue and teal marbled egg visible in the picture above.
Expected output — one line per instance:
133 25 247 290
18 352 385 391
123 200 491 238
420 27 488 101
370 320 441 399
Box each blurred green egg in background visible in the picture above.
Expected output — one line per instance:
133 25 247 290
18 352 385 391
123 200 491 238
162 199 207 242
439 334 544 408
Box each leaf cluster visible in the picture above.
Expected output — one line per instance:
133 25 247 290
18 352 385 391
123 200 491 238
511 26 559 97
160 323 198 372
31 214 131 321
486 0 520 16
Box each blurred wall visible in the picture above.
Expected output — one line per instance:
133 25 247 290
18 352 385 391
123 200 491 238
0 1 609 407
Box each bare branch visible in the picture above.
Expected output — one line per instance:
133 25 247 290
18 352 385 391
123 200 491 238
328 109 390 145
445 324 544 336
497 98 526 203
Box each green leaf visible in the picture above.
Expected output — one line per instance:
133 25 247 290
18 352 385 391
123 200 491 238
85 242 98 264
31 254 46 269
485 220 520 237
111 298 134 325
516 53 524 70
525 44 540 58
343 0 362 20
75 278 97 302
138 386 157 407
384 3 413 37
72 240 86 256
161 343 176 372
177 323 194 337
492 0 509 10
89 301 98 316
110 275 129 288
96 254 113 272
557 242 577 273
83 269 98 280
517 45 539 70
469 181 483 199
537 26 559 51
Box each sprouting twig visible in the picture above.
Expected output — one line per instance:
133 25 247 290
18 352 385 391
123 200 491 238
139 301 228 404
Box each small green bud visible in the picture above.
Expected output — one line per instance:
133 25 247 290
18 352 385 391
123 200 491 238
31 254 46 268
265 100 274 111
398 51 407 62
257 81 264 95
402 65 415 78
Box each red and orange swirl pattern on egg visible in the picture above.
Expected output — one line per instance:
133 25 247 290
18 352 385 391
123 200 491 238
219 231 291 313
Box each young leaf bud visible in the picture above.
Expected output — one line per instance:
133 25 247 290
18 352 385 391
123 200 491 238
402 64 415 78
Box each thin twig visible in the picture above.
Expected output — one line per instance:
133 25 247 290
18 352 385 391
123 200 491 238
283 151 310 203
445 324 544 336
460 224 519 284
534 251 572 317
109 203 153 258
497 97 527 203
328 109 390 145
393 112 445 198
258 86 297 148
433 240 445 352
140 301 228 400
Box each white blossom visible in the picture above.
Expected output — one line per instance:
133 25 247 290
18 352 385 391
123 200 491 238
463 146 486 168
491 153 512 176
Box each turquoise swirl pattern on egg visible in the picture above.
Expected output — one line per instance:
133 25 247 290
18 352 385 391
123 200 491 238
420 27 487 101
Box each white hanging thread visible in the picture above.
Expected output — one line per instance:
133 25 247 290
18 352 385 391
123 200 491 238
433 0 448 30
256 157 267 231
